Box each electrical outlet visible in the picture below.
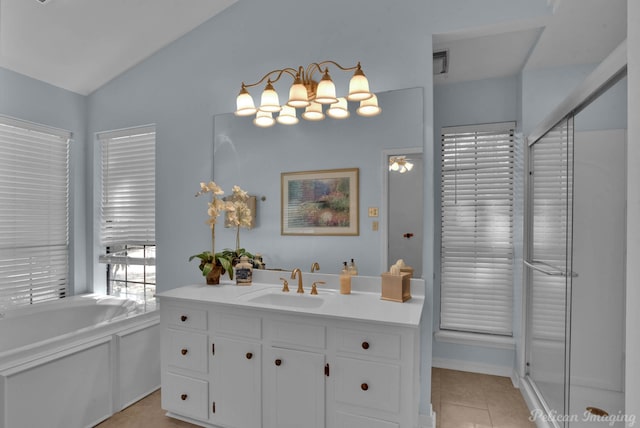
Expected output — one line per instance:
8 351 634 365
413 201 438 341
372 221 379 231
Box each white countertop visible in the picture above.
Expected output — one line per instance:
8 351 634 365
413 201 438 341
157 271 425 328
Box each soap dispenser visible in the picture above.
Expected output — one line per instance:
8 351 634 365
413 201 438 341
340 261 351 294
348 258 358 275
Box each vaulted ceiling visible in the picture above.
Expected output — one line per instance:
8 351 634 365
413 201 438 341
0 0 627 94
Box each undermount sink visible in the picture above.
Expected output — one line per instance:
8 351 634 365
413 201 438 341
242 287 333 308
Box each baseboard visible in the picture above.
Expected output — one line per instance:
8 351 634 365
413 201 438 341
432 357 513 378
419 405 436 428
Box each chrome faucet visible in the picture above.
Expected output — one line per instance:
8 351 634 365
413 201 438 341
310 262 320 273
291 268 304 293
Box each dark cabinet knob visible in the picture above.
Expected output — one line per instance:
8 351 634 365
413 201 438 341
361 341 370 350
181 394 188 400
180 315 188 322
275 359 282 366
181 348 188 355
361 383 369 391
246 352 253 360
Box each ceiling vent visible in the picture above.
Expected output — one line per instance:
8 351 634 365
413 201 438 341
433 50 448 75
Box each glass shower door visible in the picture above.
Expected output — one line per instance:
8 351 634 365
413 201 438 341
525 116 575 425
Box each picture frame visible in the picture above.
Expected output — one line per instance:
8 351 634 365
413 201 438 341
281 168 359 236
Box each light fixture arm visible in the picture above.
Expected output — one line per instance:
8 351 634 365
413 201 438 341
241 67 299 90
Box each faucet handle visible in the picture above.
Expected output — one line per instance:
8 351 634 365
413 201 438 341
279 278 290 292
310 281 325 295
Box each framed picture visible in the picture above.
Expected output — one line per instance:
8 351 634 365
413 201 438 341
281 168 359 236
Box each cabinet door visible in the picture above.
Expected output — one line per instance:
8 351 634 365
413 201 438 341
210 336 261 428
265 347 325 428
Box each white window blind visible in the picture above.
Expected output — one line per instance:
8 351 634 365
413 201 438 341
440 122 515 336
529 117 574 341
99 126 156 247
0 116 70 307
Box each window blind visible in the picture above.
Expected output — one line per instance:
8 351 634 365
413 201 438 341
0 116 70 307
99 126 156 247
440 122 515 336
529 117 574 341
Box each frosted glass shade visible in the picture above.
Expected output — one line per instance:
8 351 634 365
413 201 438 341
347 68 372 101
287 81 310 108
301 102 325 121
277 105 299 125
253 111 275 127
327 97 350 119
315 71 338 104
259 82 282 113
357 94 381 117
235 89 257 116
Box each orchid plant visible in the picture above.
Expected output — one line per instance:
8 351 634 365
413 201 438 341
188 181 249 281
226 185 253 252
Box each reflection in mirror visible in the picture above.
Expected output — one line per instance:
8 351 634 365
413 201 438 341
386 150 423 278
213 88 424 276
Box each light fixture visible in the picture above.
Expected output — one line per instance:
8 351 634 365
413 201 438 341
235 61 378 126
301 101 324 121
253 110 275 128
277 105 299 125
327 97 350 119
357 94 382 117
389 156 414 173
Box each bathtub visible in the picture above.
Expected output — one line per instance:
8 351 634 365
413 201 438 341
0 294 160 428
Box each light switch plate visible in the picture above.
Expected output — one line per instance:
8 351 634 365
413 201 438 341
368 207 379 217
372 221 379 231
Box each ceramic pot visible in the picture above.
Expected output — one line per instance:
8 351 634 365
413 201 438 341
206 265 223 285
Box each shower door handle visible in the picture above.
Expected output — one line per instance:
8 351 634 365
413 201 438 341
524 260 578 277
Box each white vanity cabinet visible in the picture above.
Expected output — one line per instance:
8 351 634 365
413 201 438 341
329 324 419 428
263 318 328 428
159 283 423 428
161 304 210 422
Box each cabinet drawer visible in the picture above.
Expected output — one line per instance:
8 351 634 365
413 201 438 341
335 357 400 413
336 411 399 428
336 328 401 360
166 329 208 373
166 305 207 331
163 372 209 421
266 319 326 349
212 312 261 339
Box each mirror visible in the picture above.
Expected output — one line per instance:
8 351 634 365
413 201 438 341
213 87 424 276
386 150 424 278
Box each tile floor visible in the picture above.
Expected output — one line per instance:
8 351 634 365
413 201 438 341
432 367 535 428
96 368 534 427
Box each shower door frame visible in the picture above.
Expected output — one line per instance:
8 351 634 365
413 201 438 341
519 40 627 428
523 116 576 428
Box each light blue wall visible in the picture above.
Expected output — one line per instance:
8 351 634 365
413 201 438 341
521 64 596 136
0 67 88 296
86 0 434 294
212 88 424 277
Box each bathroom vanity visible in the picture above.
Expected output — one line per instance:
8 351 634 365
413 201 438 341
158 271 425 428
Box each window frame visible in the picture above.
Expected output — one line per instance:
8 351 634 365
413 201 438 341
98 125 156 304
0 116 71 308
439 121 516 337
